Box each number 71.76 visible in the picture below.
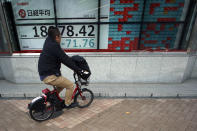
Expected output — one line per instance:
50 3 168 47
65 39 95 48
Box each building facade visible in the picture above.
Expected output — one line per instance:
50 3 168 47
0 0 197 83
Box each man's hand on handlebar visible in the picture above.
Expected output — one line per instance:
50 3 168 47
77 70 90 80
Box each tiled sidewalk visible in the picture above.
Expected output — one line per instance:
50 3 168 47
2 99 123 130
1 98 197 131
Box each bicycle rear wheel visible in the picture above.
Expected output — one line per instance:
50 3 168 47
74 88 94 108
29 101 54 121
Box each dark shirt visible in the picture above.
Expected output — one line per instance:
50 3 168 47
38 37 81 81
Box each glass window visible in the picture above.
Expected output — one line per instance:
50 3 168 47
140 23 183 51
56 0 98 50
0 18 10 54
106 0 143 22
1 0 192 52
0 3 11 54
58 24 98 50
99 0 142 51
144 0 189 22
138 0 189 51
100 24 140 51
56 0 98 23
11 0 55 51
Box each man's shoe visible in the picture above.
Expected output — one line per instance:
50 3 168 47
64 102 78 109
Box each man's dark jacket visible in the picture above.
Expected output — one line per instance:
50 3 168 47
38 37 81 79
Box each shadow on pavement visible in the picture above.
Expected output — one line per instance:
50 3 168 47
50 110 64 119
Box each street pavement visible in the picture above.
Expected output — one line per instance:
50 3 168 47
0 98 197 131
0 79 197 130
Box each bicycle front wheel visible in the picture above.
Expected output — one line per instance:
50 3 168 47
74 88 94 108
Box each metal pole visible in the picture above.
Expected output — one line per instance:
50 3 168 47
97 0 101 50
53 0 57 27
138 0 147 50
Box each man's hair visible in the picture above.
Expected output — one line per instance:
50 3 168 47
48 26 60 40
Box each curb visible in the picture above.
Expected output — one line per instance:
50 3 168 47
1 93 197 99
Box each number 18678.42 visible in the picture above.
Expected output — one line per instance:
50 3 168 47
32 25 95 37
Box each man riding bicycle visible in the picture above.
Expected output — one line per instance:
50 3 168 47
38 26 85 109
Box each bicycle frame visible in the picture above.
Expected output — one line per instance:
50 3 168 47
72 82 84 100
42 73 83 103
42 84 81 103
71 72 84 100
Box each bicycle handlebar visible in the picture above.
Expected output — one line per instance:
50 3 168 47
73 71 90 86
